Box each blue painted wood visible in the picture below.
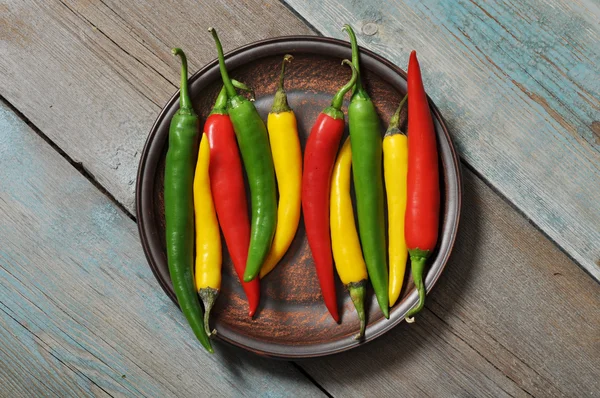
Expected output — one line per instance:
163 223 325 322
0 301 109 397
0 0 314 212
299 163 600 397
3 101 599 396
2 1 599 395
283 0 600 280
0 102 325 397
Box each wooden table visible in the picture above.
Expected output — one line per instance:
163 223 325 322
1 1 598 396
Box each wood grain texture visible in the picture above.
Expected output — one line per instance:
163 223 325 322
282 0 600 280
4 70 597 397
2 0 599 395
0 102 325 397
0 0 314 212
301 169 600 397
0 304 111 397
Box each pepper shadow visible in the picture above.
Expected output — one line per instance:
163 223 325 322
293 166 482 390
214 341 325 394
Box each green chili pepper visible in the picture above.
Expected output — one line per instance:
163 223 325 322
165 48 213 353
209 28 277 283
343 24 389 319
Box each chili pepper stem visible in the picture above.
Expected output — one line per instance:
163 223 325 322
331 60 357 109
171 48 192 110
271 55 293 113
385 94 408 136
199 287 219 336
341 25 365 97
405 249 429 322
211 87 229 115
210 80 254 115
322 60 357 120
208 28 237 98
348 281 367 340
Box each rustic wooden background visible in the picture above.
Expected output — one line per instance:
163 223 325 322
1 0 598 396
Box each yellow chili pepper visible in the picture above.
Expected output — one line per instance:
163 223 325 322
383 96 409 307
260 55 302 278
330 138 368 340
193 133 221 337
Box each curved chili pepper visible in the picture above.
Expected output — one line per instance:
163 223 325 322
204 83 261 317
383 95 409 307
330 138 368 339
302 60 357 323
260 55 302 278
194 133 221 337
343 24 389 318
164 48 212 353
405 51 440 322
209 28 277 284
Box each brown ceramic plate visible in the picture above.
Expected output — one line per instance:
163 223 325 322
136 36 461 358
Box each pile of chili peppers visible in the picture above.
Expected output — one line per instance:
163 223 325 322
163 25 439 352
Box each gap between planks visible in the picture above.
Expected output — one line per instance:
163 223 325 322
278 0 600 281
1 96 135 224
4 0 593 281
1 94 327 396
4 80 593 397
2 2 598 392
4 83 588 285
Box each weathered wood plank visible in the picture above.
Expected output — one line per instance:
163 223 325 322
300 170 600 398
0 0 314 212
2 0 599 396
282 0 600 279
0 303 111 397
0 102 325 397
4 80 598 398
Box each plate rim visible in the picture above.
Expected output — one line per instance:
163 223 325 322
136 35 462 359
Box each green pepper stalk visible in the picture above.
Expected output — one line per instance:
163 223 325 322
209 28 277 283
210 80 255 115
165 48 213 353
343 24 390 319
271 54 293 113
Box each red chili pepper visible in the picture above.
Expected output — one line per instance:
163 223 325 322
205 88 260 317
405 50 440 322
302 60 357 322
